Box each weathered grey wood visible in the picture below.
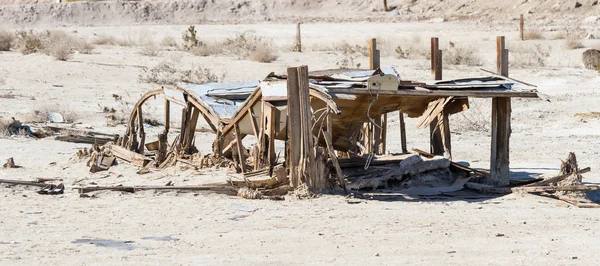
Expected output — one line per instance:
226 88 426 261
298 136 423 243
294 22 302 52
326 88 538 98
429 38 450 158
325 110 347 192
383 0 388 11
486 36 511 186
525 167 591 187
369 38 380 70
381 113 387 155
164 99 170 133
286 67 301 187
234 123 247 173
298 65 322 191
263 102 276 167
136 105 145 152
399 112 407 153
520 14 524 41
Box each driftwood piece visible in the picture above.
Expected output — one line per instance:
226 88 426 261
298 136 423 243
3 157 16 168
525 167 590 187
109 144 149 167
0 178 47 187
76 185 237 194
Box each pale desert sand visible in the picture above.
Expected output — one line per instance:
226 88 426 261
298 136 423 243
1 5 600 266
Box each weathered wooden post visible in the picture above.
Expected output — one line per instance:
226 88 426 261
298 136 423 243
429 37 451 159
519 14 524 41
486 36 511 186
286 67 301 187
294 23 302 52
383 0 388 11
368 38 386 155
164 98 170 133
399 112 407 153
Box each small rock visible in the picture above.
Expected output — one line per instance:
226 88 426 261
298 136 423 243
572 256 578 259
448 251 456 254
46 112 64 123
375 253 380 257
496 233 505 237
593 1 598 5
429 17 446 23
575 2 582 8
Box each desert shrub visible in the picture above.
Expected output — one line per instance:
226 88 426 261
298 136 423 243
250 45 278 63
551 32 567 40
510 43 551 68
443 44 481 66
523 30 544 40
92 35 122 45
565 35 584 49
42 31 76 61
160 35 178 47
0 31 14 51
139 41 160 56
138 62 225 85
31 104 79 123
77 39 95 54
15 30 44 54
582 49 600 70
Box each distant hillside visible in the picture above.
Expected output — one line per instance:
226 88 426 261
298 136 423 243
0 0 598 26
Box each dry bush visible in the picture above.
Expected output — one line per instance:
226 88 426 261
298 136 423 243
15 30 44 54
523 30 545 40
582 49 600 70
76 39 95 54
0 118 10 137
510 43 550 68
551 32 567 40
443 44 481 66
160 35 178 47
188 43 220 56
394 35 429 60
334 42 369 68
138 62 225 85
249 45 278 63
0 31 15 51
42 31 77 61
139 41 160 56
565 35 584 49
453 99 491 132
91 35 122 45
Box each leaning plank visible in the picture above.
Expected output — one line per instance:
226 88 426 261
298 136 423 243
109 144 149 167
525 167 591 187
336 154 414 168
234 123 247 173
0 179 48 187
326 88 539 98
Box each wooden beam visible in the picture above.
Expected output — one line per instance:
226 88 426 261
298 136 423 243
297 65 320 191
381 113 387 155
294 22 302 52
486 36 511 187
263 102 276 167
429 37 450 158
136 105 145 153
234 123 247 173
220 90 263 137
399 112 407 153
248 108 259 137
286 67 301 187
326 88 539 98
164 99 170 133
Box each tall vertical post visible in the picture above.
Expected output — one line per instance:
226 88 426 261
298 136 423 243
164 99 170 133
487 36 511 186
294 23 302 52
519 14 524 41
429 37 451 158
399 112 407 153
383 0 388 11
368 38 386 155
286 67 301 187
369 38 380 70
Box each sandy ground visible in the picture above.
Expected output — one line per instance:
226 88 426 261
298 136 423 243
1 21 600 265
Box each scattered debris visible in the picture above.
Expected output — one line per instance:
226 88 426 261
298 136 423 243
3 157 17 168
37 183 64 195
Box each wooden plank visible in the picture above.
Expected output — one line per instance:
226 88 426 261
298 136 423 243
135 105 145 153
525 167 591 187
477 68 537 87
429 38 449 157
0 178 47 187
326 88 539 98
286 67 301 187
184 106 200 152
248 108 259 137
220 90 263 137
234 123 247 173
325 111 347 192
298 65 320 190
381 113 387 155
110 144 148 167
164 99 170 133
487 36 511 187
264 102 276 167
399 112 407 153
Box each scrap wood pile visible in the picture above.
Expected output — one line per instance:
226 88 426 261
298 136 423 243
465 152 599 208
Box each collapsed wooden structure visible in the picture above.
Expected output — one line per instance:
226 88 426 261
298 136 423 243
110 36 542 193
